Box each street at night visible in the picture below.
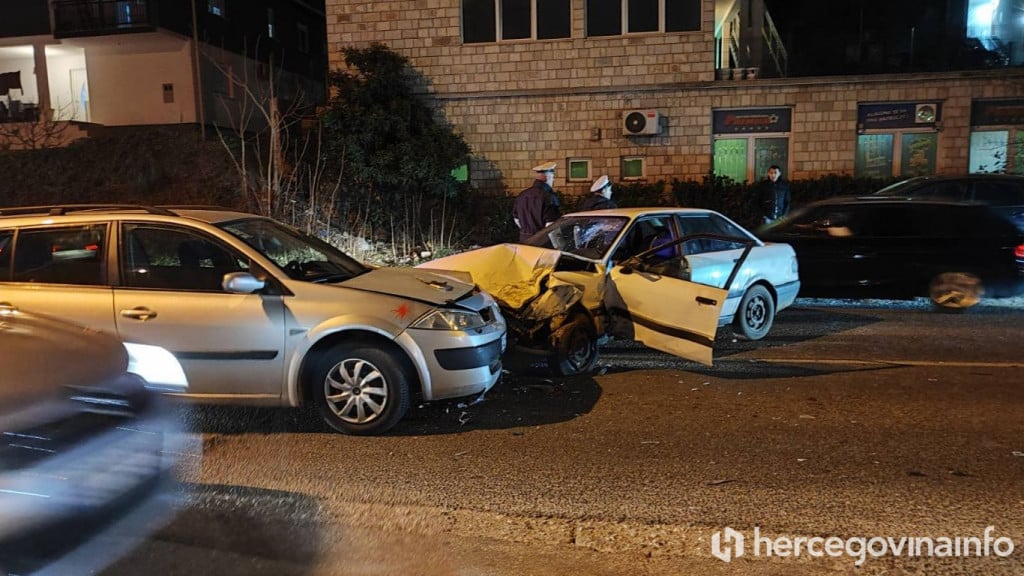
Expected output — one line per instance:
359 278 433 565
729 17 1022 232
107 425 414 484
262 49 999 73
103 299 1024 576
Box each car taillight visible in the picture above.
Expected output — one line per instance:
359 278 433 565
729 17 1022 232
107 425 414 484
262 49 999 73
1016 244 1024 259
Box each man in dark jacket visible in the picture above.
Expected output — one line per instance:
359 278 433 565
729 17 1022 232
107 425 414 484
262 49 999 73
513 161 561 242
760 165 791 224
579 175 618 211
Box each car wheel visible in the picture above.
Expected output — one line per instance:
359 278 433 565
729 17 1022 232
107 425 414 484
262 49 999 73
733 284 775 341
548 315 599 376
928 272 983 310
311 343 411 435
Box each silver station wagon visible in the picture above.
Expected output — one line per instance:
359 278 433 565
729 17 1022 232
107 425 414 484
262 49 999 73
0 205 506 435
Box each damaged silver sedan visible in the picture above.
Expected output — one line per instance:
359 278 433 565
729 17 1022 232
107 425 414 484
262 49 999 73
421 208 798 375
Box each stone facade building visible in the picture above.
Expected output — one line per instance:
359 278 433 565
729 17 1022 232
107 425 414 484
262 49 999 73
325 0 1024 196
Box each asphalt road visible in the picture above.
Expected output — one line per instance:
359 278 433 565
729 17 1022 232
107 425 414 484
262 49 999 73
102 299 1024 576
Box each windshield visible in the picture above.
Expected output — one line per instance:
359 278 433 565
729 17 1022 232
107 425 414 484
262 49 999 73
524 215 629 260
221 218 370 283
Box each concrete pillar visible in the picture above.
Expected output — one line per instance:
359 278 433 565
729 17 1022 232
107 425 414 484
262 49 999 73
33 42 52 121
739 0 766 73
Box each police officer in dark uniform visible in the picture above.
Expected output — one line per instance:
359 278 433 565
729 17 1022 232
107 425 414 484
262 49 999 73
513 161 561 242
579 175 618 211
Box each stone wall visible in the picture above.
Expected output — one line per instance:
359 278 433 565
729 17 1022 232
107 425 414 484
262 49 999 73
325 1 1024 196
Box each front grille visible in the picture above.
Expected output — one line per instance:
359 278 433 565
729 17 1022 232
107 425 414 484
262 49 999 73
434 338 503 371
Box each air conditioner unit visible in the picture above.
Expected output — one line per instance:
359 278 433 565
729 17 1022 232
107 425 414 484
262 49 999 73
622 110 662 136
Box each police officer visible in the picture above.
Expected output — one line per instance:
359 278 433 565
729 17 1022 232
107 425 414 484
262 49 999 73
512 161 561 242
579 175 618 211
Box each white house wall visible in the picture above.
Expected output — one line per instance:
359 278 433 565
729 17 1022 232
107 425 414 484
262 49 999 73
84 39 197 126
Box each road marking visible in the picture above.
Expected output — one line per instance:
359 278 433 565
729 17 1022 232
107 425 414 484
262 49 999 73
749 358 1024 368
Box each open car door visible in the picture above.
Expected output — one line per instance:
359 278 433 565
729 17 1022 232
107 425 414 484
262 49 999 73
605 234 753 366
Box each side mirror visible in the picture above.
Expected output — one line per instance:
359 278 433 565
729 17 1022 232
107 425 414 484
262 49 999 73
222 272 266 294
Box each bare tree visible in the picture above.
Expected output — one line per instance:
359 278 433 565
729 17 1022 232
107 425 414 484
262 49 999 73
0 104 76 151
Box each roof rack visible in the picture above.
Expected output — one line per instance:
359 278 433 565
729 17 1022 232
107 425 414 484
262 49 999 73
0 204 177 217
157 204 241 211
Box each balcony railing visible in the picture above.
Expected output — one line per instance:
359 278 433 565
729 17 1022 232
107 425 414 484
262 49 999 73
53 0 154 38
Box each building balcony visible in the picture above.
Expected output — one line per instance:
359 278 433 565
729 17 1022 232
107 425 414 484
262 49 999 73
53 0 155 39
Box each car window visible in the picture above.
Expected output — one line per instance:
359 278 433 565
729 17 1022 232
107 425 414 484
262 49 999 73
611 216 676 262
867 206 917 236
873 179 966 200
11 224 107 285
0 229 11 280
780 206 866 238
972 181 1024 206
906 182 968 201
675 214 749 254
121 224 248 292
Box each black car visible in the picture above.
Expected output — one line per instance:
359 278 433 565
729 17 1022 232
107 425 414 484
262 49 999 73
870 174 1024 231
760 197 1024 309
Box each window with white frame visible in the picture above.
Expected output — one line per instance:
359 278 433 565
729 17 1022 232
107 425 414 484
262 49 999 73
621 156 646 180
586 0 701 37
568 158 592 182
462 0 571 44
208 0 224 17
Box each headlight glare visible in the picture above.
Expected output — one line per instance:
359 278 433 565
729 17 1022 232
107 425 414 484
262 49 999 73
412 309 486 331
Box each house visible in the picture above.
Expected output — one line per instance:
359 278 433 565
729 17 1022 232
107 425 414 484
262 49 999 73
324 0 1024 195
0 0 326 145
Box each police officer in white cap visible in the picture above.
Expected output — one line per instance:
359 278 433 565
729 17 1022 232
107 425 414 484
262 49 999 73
512 161 561 242
579 175 618 211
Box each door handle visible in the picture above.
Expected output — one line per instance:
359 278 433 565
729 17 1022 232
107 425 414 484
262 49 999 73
120 306 158 321
696 296 718 306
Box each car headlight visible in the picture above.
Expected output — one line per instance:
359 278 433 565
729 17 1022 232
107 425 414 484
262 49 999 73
412 308 486 331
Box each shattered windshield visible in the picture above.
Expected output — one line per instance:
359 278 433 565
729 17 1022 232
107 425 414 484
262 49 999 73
524 215 629 260
221 218 370 282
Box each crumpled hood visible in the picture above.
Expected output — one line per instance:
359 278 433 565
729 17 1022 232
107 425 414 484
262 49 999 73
341 267 477 305
417 243 562 310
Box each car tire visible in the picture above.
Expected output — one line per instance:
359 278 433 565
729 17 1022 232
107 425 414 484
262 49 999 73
311 342 411 435
733 284 775 341
928 272 983 310
548 315 599 376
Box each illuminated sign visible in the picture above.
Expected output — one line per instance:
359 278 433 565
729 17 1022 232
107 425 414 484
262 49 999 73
713 108 792 134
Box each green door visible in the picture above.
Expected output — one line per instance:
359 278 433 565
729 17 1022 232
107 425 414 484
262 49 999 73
714 139 748 183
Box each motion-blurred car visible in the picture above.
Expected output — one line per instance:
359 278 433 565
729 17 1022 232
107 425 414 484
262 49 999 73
0 305 189 576
419 208 800 375
759 197 1024 308
869 174 1024 230
0 205 506 435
